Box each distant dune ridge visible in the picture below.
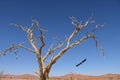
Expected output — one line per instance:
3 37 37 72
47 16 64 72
2 74 38 79
1 73 120 80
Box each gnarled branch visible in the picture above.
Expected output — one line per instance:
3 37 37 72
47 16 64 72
1 17 104 80
46 16 104 69
0 43 35 56
43 41 64 61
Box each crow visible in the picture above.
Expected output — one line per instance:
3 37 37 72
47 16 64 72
76 58 87 67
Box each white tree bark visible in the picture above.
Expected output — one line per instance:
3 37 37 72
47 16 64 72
0 17 104 80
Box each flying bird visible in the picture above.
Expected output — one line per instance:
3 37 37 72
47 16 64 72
76 58 87 67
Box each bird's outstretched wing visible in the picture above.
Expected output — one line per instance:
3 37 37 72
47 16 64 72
76 59 87 67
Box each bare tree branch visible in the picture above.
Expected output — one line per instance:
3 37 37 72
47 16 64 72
39 32 45 55
0 44 19 56
46 16 104 69
69 34 95 47
33 70 40 78
0 44 35 56
29 19 46 77
91 24 104 33
67 16 94 47
70 33 104 56
70 16 80 27
18 44 35 53
31 19 46 55
43 41 64 61
46 46 70 70
67 25 83 46
1 17 104 80
10 24 28 32
10 23 38 52
0 71 4 78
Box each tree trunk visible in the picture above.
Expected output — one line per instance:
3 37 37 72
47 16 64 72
39 71 50 80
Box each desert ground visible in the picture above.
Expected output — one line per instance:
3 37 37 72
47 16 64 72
0 73 120 80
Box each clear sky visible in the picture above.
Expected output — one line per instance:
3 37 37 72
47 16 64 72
0 0 120 76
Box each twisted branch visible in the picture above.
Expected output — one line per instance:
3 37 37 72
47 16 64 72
43 41 64 61
46 16 104 69
0 44 35 56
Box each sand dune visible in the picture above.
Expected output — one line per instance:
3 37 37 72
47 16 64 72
1 73 120 80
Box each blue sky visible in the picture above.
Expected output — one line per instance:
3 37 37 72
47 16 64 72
0 0 120 76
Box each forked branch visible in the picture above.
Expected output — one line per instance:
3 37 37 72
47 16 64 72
39 30 45 55
0 44 35 56
0 17 104 80
47 16 104 68
43 41 64 61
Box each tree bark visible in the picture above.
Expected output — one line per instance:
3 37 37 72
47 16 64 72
0 18 104 80
39 68 50 80
40 72 49 80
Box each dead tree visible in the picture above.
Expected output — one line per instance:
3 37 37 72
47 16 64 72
0 16 104 80
0 71 4 79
